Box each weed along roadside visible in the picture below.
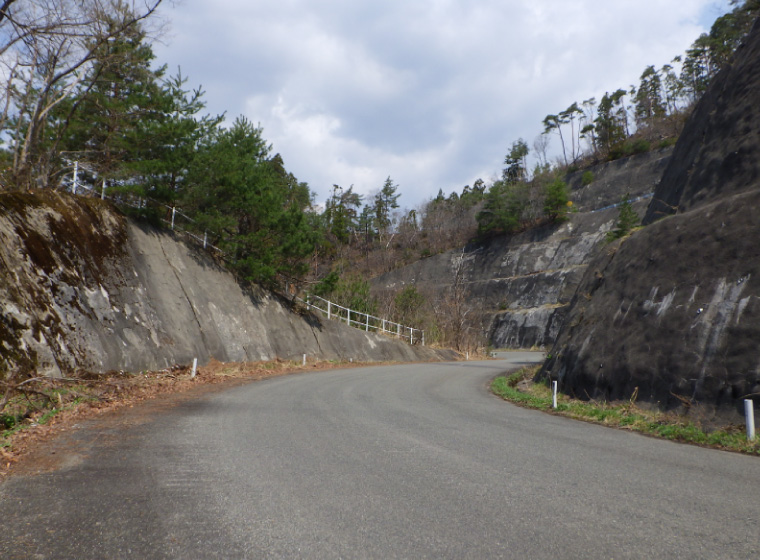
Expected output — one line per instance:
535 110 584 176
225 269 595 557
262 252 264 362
491 366 760 456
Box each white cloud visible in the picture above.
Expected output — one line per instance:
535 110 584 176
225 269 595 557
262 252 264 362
154 0 733 208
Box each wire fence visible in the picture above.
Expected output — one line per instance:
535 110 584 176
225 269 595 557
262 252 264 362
59 162 424 346
298 294 425 346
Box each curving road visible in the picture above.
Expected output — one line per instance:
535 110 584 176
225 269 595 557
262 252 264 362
1 353 759 559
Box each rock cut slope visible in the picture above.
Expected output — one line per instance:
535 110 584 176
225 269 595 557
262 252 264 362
540 18 760 417
372 148 671 349
0 192 452 377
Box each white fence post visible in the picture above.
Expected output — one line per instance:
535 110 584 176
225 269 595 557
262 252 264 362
552 381 558 409
746 399 756 441
171 207 176 230
101 178 106 200
72 161 79 195
327 301 332 320
365 313 369 332
203 231 207 249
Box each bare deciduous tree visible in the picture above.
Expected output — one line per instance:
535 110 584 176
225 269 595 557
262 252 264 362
0 0 163 189
433 248 483 352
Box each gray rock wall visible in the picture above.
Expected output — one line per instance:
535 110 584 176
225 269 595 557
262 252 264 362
372 148 671 349
0 192 452 378
539 19 760 415
540 189 760 415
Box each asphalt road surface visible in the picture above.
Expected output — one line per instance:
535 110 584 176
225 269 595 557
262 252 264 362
1 352 759 559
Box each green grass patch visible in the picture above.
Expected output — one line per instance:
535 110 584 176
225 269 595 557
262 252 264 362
492 366 760 455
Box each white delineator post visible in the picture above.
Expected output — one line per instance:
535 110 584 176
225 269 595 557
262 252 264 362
191 358 198 378
302 354 306 366
72 161 79 195
745 399 756 441
552 381 558 409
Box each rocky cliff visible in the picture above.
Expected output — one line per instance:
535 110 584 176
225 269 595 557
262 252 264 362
0 192 452 378
540 18 760 417
372 147 672 349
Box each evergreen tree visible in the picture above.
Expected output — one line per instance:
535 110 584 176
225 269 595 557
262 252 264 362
477 181 529 236
181 117 316 287
542 113 569 166
595 89 628 156
606 194 639 241
373 176 400 233
543 178 570 222
502 139 529 184
635 65 667 132
130 71 222 204
394 285 425 327
325 185 362 245
60 20 164 182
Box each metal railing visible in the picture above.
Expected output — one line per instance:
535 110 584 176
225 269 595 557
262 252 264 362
60 163 226 255
60 165 425 346
300 294 424 346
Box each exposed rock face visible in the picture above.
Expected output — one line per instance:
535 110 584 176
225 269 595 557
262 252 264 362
372 148 672 349
645 19 760 222
541 18 760 416
0 192 452 377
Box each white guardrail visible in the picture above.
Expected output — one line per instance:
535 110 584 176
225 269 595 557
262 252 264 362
299 294 424 346
62 165 425 347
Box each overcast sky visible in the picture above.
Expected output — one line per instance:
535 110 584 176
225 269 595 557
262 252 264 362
153 0 732 210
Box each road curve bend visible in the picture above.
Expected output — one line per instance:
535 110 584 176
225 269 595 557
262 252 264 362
1 352 758 559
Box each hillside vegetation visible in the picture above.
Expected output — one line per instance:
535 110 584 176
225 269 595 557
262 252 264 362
0 1 757 354
539 15 760 419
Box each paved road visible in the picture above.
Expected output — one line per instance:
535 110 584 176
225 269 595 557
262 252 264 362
1 353 759 559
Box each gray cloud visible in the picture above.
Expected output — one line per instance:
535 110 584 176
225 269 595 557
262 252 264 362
155 0 732 208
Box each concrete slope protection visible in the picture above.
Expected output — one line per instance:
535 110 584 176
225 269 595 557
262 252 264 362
1 354 758 559
0 192 453 377
541 18 760 418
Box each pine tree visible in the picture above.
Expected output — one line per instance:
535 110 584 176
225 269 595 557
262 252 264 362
373 176 400 233
543 179 570 222
606 194 639 241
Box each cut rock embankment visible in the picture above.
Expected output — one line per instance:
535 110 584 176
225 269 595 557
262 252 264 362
0 192 453 377
540 18 760 418
372 147 672 349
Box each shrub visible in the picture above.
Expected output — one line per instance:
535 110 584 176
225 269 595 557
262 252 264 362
543 178 570 222
631 138 651 154
606 194 639 241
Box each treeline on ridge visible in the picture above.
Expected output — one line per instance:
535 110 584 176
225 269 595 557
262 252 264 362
0 0 757 350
